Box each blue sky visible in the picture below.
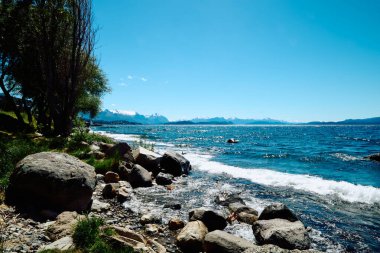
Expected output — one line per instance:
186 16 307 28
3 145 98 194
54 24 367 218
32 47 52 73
93 0 380 122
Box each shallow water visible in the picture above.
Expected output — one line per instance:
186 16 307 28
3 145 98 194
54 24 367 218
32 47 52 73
93 125 380 252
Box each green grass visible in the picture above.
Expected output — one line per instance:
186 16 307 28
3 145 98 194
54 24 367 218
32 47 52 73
72 217 132 253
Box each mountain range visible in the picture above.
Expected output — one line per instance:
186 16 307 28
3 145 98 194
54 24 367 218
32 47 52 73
85 109 380 125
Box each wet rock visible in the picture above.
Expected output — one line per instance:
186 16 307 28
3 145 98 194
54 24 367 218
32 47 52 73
104 171 120 183
106 142 134 162
117 187 132 202
6 152 96 212
203 230 255 253
140 213 162 225
129 164 153 188
160 151 191 176
259 203 298 222
164 202 181 210
243 245 322 253
189 208 227 231
237 212 258 225
215 192 245 206
252 219 311 250
133 146 162 176
227 138 239 143
176 221 208 253
168 218 185 230
366 153 380 162
145 224 159 235
91 199 110 212
47 211 84 241
102 184 117 199
228 202 258 216
156 172 173 186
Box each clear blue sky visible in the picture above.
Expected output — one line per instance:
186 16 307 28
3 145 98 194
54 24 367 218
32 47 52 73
93 0 380 122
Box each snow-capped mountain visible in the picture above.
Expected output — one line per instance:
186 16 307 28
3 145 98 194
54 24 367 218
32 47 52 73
88 109 169 124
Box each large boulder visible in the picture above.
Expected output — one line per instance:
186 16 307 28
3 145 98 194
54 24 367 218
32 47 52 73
189 208 227 231
160 151 191 176
176 221 208 253
133 147 162 176
203 230 255 253
366 153 380 162
128 164 153 188
259 203 298 222
6 152 96 212
252 219 311 250
106 142 134 162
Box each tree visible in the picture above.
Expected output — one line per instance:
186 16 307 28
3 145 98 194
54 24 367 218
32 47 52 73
0 0 26 124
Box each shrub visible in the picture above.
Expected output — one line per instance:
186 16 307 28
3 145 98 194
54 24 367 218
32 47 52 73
73 216 104 249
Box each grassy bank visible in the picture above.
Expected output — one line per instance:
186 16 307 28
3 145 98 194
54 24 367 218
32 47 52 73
0 110 116 202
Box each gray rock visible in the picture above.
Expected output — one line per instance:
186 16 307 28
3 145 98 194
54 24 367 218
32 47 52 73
243 245 322 253
117 187 132 203
156 172 173 186
189 208 227 231
215 192 245 206
133 146 162 176
6 152 96 212
176 221 208 253
204 230 255 253
228 202 258 216
106 142 134 162
38 236 74 251
128 164 152 188
237 212 258 225
259 203 298 222
140 213 162 225
160 151 191 176
91 199 110 212
252 219 311 250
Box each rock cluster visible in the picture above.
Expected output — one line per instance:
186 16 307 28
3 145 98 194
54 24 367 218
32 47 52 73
1 140 321 253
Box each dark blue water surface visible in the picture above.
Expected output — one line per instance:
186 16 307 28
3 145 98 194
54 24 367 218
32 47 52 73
93 125 380 252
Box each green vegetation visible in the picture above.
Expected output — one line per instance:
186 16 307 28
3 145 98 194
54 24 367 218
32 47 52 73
72 216 132 253
0 0 109 136
0 112 116 191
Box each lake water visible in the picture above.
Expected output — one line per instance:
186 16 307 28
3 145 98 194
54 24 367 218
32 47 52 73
92 125 380 252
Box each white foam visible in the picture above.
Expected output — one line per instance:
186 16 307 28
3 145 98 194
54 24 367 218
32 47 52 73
92 131 174 147
184 153 380 204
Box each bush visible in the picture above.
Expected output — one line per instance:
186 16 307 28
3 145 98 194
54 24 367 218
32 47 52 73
73 216 104 249
72 216 132 253
0 136 49 188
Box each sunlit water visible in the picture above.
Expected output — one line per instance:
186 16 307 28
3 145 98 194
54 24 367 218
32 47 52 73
92 125 380 252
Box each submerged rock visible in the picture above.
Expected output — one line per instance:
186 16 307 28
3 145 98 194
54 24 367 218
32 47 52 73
6 152 96 212
189 208 227 231
366 153 380 162
252 219 311 250
176 221 208 253
215 192 245 206
203 230 255 253
259 203 298 222
160 151 191 176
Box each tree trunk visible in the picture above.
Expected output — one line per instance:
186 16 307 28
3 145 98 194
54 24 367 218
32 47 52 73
0 78 24 125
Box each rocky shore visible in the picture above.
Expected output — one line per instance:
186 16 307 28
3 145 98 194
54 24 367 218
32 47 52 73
1 139 322 253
